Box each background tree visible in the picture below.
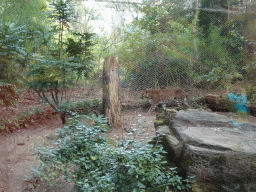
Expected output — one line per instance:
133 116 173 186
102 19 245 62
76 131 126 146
196 0 245 87
113 0 253 90
0 0 48 84
115 0 196 89
25 0 96 124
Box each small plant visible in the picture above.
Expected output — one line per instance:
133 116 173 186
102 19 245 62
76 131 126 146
22 109 30 115
34 107 42 114
75 100 90 108
142 98 150 104
233 112 249 120
92 98 100 106
45 133 57 140
82 114 109 131
106 138 117 147
0 125 5 130
58 101 76 113
28 114 195 191
57 99 101 117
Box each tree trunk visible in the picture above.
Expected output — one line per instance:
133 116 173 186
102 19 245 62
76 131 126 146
193 0 200 74
60 112 66 124
102 56 121 128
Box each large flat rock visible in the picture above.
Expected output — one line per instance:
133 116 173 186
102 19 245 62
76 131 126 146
158 109 256 192
176 109 230 126
182 127 256 153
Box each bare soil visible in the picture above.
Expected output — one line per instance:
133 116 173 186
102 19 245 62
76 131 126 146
0 117 63 192
0 87 157 192
1 85 256 191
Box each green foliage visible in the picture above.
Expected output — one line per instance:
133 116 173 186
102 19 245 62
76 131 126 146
34 107 43 114
66 32 95 58
29 115 195 191
115 1 197 88
198 0 228 40
0 22 28 83
1 0 97 124
57 98 101 116
82 114 109 131
199 66 242 85
197 25 245 78
22 0 96 124
92 97 100 106
196 0 247 86
244 82 256 103
117 20 195 88
0 0 49 84
114 0 249 89
0 0 47 29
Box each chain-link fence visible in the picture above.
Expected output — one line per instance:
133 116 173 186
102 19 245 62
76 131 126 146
105 0 256 107
69 0 256 116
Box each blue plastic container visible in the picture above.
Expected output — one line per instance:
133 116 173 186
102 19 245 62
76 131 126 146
227 93 248 113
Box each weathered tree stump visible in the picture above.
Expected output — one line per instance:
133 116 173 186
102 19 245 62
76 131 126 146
102 56 121 128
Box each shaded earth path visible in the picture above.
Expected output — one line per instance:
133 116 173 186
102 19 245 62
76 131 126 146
0 109 157 192
0 117 63 192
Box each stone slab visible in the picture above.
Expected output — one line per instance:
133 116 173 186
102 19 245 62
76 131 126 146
160 108 256 191
176 109 230 126
181 127 256 154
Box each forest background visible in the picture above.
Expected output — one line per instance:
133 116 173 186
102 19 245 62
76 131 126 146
1 0 256 122
1 0 256 191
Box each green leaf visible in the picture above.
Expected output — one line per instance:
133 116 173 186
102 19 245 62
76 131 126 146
0 125 5 130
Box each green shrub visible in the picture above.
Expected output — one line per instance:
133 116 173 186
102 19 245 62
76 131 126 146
58 98 101 116
92 98 100 106
28 115 194 191
58 101 76 113
76 100 90 108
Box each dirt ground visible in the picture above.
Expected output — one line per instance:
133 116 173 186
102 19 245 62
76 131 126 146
1 85 256 191
0 113 157 192
0 117 63 192
0 87 157 191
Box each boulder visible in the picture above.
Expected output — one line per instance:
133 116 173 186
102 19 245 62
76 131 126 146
155 109 256 191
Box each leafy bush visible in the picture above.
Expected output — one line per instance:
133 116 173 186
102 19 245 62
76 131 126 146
28 114 194 191
58 98 101 115
75 100 91 108
92 98 100 106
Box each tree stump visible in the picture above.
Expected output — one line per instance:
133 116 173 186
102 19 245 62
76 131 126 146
102 56 121 128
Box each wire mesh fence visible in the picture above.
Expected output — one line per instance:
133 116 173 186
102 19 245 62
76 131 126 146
2 0 255 120
44 0 256 117
104 0 256 108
